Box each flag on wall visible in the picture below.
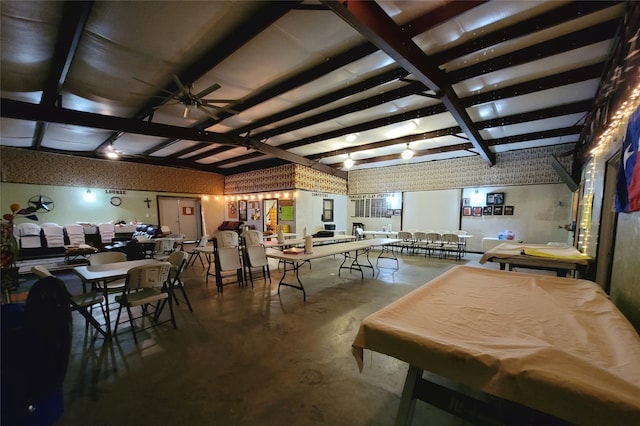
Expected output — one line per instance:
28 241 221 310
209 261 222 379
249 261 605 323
615 106 640 212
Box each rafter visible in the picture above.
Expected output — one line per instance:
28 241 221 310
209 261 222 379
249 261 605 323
323 1 494 165
1 99 347 178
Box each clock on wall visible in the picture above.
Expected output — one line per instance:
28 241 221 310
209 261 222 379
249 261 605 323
110 196 122 206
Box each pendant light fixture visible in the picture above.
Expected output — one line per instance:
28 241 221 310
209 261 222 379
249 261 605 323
401 143 414 160
344 154 354 169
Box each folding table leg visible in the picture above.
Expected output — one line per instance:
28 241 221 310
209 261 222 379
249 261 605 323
395 365 421 426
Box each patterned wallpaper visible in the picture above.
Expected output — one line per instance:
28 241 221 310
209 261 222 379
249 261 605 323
225 163 347 194
293 164 347 194
2 144 568 197
0 147 224 194
348 144 575 194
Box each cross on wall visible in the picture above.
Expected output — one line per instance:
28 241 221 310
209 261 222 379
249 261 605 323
144 198 152 208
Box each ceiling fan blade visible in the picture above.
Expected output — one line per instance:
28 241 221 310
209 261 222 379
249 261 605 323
130 92 178 102
172 74 190 96
195 83 221 99
201 104 239 115
152 101 181 109
200 98 237 104
132 77 176 96
197 105 219 120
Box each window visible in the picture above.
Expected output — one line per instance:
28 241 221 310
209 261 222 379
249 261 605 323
322 199 334 222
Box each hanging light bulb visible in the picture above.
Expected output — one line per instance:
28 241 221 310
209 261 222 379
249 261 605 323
401 143 414 160
106 143 119 159
83 189 95 202
344 154 354 169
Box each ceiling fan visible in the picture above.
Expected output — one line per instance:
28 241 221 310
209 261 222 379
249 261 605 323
132 74 238 120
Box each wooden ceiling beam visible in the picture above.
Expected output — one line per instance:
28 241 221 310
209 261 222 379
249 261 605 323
325 0 495 165
1 99 347 178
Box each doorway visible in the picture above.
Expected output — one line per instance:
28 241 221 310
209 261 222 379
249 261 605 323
263 199 278 234
595 153 620 291
158 196 202 240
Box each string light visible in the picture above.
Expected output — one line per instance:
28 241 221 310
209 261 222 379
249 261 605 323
580 79 640 254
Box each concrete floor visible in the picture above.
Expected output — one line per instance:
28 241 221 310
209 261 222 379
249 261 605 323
50 250 508 425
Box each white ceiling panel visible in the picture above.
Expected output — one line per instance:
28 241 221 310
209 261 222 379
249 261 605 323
40 124 113 151
0 118 37 147
0 1 63 93
113 134 167 155
151 140 202 157
480 113 586 139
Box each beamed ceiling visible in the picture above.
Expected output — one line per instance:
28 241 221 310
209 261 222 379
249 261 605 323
0 1 635 179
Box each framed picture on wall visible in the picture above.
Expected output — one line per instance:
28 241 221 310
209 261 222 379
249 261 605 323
487 192 505 205
483 206 493 215
493 205 503 215
504 205 514 215
473 206 483 216
462 206 472 216
228 201 238 219
238 200 247 221
463 197 471 206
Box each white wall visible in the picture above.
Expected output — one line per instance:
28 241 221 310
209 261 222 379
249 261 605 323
402 189 461 232
1 182 223 239
460 184 573 252
296 190 348 236
347 192 402 234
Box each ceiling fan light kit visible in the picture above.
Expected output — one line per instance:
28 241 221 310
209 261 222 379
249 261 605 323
344 154 354 169
401 143 414 160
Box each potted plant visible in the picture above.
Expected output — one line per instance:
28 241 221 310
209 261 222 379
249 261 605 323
1 204 38 301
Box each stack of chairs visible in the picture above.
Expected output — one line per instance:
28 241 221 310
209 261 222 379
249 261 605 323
64 224 86 245
212 231 244 293
241 230 271 287
14 223 42 249
98 223 115 245
40 223 65 248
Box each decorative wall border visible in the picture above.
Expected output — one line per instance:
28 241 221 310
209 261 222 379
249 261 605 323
347 144 575 194
0 147 224 194
224 163 347 194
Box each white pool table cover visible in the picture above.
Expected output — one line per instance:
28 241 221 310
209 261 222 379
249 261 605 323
352 265 640 425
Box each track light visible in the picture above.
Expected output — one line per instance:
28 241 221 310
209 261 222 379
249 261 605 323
401 143 414 160
344 154 354 169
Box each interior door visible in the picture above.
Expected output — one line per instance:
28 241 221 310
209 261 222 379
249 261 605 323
263 199 278 234
158 197 201 240
177 199 198 240
159 198 180 233
595 154 620 291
